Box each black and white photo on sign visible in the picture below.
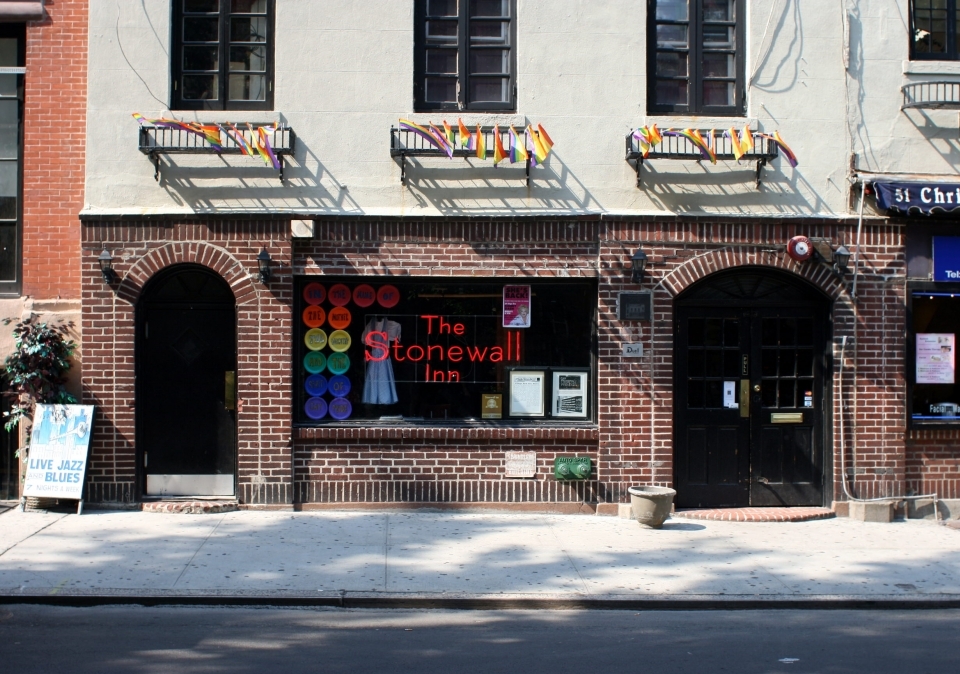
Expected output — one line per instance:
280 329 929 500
552 371 588 418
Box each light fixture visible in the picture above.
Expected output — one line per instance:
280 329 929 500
257 247 272 284
98 249 116 284
833 245 851 275
630 248 648 284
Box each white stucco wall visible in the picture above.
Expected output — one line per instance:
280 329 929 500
84 1 933 218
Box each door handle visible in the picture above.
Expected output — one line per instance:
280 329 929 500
757 476 770 484
753 383 761 393
739 379 750 418
225 371 236 410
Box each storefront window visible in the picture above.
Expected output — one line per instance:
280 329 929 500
909 289 960 425
293 278 596 424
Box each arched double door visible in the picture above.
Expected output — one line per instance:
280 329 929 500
137 265 237 497
673 268 831 508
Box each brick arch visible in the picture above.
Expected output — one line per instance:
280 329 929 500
115 242 258 306
656 247 846 301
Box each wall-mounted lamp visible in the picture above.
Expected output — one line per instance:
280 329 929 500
257 247 272 284
833 245 851 276
630 248 648 284
98 249 116 284
811 240 851 278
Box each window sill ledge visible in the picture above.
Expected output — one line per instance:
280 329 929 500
643 115 758 129
294 422 599 442
903 60 960 76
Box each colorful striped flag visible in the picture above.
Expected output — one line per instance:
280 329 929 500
725 127 744 161
740 127 754 153
458 118 472 148
492 125 506 166
527 124 548 163
508 126 527 163
399 119 454 157
475 125 486 160
758 131 798 167
442 120 455 148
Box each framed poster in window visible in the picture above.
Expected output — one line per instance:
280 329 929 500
508 369 545 417
551 369 589 419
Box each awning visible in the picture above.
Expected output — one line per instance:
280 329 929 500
873 181 960 215
0 1 45 22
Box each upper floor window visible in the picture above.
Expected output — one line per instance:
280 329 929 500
647 0 744 116
911 1 960 59
414 0 516 112
0 24 22 296
171 0 275 111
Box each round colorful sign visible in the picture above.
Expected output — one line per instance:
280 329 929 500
302 305 326 328
328 330 352 352
328 374 351 398
304 328 328 351
304 397 328 420
303 351 327 374
327 306 352 330
329 397 352 420
303 283 326 306
328 283 352 307
353 284 376 308
326 351 350 375
304 374 328 397
377 284 400 309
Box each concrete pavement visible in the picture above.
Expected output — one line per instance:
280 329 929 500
1 507 959 608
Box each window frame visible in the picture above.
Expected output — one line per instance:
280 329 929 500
170 0 276 112
0 23 23 297
413 0 518 113
906 281 960 429
646 0 745 116
910 0 960 61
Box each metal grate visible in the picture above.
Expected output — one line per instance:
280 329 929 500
137 123 296 182
901 81 960 110
624 130 780 189
389 126 531 185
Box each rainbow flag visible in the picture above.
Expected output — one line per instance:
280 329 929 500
666 129 716 164
225 123 254 156
537 123 554 154
740 127 754 153
724 127 744 161
632 125 662 157
458 118 472 148
191 123 223 151
758 131 798 167
508 126 527 163
527 124 548 163
399 119 454 157
475 125 486 160
430 124 454 157
257 126 281 169
442 120 455 148
492 125 506 166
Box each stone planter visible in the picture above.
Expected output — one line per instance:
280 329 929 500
628 486 677 529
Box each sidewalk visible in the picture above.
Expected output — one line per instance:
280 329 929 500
1 507 959 609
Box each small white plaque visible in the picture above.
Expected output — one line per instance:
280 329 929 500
723 381 737 409
505 451 537 478
622 343 643 357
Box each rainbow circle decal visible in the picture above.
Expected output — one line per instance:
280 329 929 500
329 397 352 420
353 284 376 308
328 283 351 307
304 397 328 420
304 328 327 351
303 283 326 306
302 305 326 328
304 374 328 397
303 351 327 374
328 306 351 330
377 285 400 308
328 374 351 398
328 330 352 352
326 352 350 375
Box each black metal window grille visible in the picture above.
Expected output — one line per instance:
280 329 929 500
911 0 960 59
414 0 517 112
647 0 744 116
171 0 275 111
0 24 23 296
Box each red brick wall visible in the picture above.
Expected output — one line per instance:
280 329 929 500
907 433 960 499
23 0 87 299
80 215 927 506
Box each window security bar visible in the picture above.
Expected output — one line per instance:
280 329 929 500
624 130 780 190
390 126 532 186
137 123 296 183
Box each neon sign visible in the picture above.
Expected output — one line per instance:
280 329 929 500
364 314 522 382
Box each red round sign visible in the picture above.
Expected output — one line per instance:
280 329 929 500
328 306 352 330
377 284 400 308
303 283 326 306
328 283 351 307
353 284 376 308
302 305 326 328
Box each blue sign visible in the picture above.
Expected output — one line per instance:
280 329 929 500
934 237 960 282
874 182 960 215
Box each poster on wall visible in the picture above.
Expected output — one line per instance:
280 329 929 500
552 370 588 418
916 333 955 384
503 285 531 328
508 370 545 417
22 405 95 501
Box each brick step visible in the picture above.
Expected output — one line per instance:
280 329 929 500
674 507 836 523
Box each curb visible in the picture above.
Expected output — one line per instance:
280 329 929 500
3 592 960 611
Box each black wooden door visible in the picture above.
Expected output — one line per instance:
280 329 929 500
138 267 237 497
674 271 827 508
